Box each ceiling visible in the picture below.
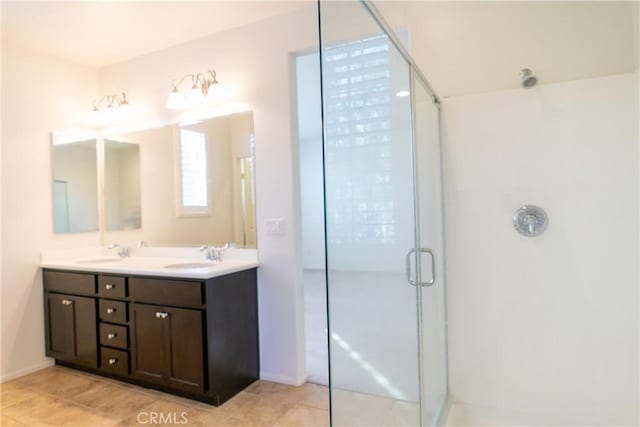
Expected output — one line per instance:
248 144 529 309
374 1 638 97
1 1 311 68
2 1 637 96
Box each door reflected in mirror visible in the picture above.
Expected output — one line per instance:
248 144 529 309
105 140 141 231
52 139 99 234
237 156 256 247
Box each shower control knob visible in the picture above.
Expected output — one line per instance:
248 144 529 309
513 205 548 237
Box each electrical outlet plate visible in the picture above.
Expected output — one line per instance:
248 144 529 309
265 218 284 235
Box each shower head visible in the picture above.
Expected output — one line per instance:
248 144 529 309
519 68 538 88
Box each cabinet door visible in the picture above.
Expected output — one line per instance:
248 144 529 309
130 303 169 385
46 293 75 357
130 303 204 393
166 307 204 393
45 293 98 368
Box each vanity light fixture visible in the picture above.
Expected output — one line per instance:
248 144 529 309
90 92 132 124
166 70 222 110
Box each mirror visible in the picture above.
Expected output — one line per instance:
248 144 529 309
51 138 99 233
104 140 142 231
106 111 257 248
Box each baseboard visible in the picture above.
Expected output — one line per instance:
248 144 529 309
260 371 308 386
0 359 54 383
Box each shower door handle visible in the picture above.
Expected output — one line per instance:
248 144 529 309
418 248 435 287
405 249 417 286
407 248 436 286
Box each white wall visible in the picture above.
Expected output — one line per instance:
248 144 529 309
1 41 101 381
442 72 639 425
97 5 319 384
295 53 325 271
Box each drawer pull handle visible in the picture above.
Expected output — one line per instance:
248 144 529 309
105 284 115 290
155 312 169 319
108 358 118 365
106 308 116 314
61 299 73 306
107 333 117 340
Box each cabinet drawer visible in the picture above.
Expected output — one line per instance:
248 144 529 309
129 278 203 308
101 347 129 376
98 276 126 299
99 300 127 324
100 323 128 350
44 271 95 296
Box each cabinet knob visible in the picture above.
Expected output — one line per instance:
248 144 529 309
105 284 115 290
108 358 118 365
107 333 117 340
61 299 73 306
106 308 116 314
155 312 169 319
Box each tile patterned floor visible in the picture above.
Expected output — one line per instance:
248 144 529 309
0 366 329 426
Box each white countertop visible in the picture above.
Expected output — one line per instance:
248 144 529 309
40 246 259 280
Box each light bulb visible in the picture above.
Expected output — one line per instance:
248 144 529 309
118 102 132 117
186 85 205 107
166 89 185 110
205 82 225 103
89 109 102 125
103 104 116 122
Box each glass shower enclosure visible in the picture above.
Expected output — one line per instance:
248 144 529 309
318 1 448 425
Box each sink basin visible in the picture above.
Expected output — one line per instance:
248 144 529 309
76 257 122 264
164 262 216 269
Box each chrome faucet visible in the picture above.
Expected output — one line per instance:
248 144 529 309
108 243 130 259
200 242 234 263
200 245 221 263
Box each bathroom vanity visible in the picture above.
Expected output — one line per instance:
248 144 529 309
46 110 260 405
41 254 259 406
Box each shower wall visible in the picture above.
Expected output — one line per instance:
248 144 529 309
442 72 639 425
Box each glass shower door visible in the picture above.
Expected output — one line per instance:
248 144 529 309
319 1 421 425
318 1 448 426
413 73 448 426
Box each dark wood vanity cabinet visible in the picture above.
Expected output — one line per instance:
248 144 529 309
43 267 258 406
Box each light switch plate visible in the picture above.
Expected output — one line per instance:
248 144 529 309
265 218 284 235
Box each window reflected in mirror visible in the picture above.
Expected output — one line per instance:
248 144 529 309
177 128 209 216
52 139 99 233
104 140 142 231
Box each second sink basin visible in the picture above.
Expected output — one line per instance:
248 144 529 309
164 262 217 269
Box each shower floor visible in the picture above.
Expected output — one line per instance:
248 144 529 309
303 268 444 425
